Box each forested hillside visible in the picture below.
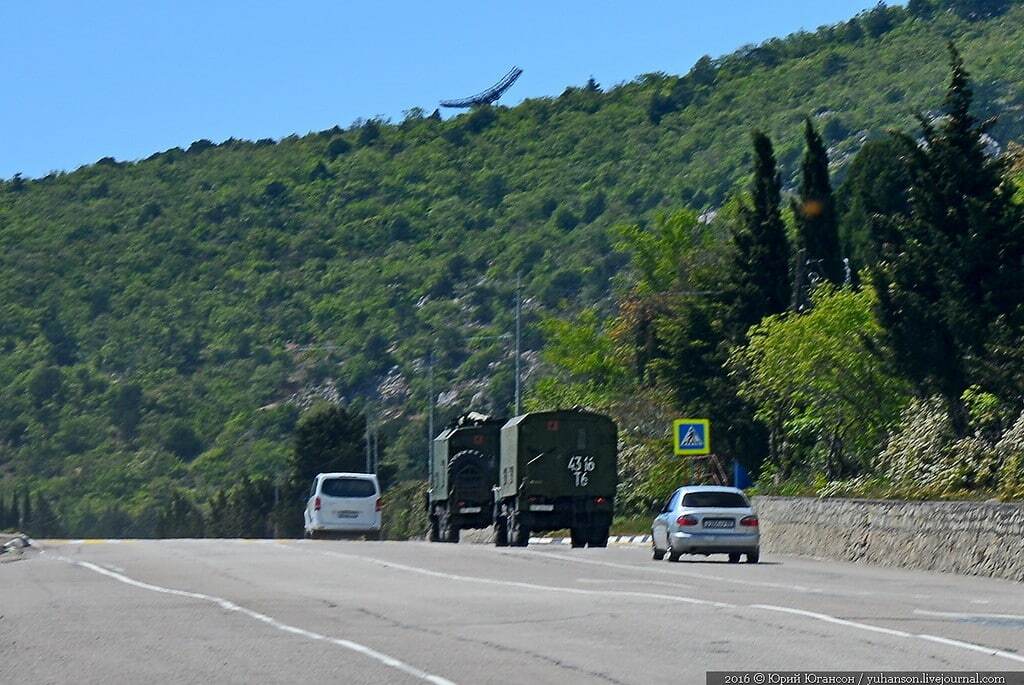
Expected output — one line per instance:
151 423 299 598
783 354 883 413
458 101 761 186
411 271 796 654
3 0 1024 536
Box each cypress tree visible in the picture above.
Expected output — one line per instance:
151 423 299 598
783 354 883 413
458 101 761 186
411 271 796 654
33 492 60 538
0 492 8 530
794 118 844 287
20 489 32 533
728 131 792 342
871 44 1024 429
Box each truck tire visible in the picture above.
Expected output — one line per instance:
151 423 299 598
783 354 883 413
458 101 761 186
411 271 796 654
439 508 459 544
509 509 530 547
494 515 508 546
588 526 609 548
569 528 587 548
428 515 440 543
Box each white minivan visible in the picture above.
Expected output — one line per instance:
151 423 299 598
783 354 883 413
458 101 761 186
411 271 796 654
303 472 382 540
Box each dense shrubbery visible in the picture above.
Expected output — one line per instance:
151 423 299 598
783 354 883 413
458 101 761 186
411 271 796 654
535 44 1024 515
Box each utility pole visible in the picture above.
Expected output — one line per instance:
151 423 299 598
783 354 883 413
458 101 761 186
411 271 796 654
365 401 372 474
427 349 435 471
514 272 522 416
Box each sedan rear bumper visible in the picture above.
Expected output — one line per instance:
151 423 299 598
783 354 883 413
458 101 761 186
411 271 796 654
671 530 758 553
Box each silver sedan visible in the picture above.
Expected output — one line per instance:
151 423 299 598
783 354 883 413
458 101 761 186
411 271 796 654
651 485 759 563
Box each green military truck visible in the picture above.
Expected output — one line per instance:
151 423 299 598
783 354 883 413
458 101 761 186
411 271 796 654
427 412 504 543
494 408 618 548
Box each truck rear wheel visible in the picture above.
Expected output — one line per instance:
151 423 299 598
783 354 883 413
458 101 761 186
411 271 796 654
438 508 459 543
494 509 509 546
569 528 587 548
428 515 440 542
587 526 609 548
509 510 530 547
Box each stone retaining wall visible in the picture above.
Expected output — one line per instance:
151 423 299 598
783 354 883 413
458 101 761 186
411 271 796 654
753 496 1024 582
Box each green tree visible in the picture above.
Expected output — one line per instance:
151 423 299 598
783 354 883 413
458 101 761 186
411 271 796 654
871 45 1024 430
948 0 1012 20
19 489 31 531
163 420 203 461
110 383 144 437
40 304 78 366
836 139 911 268
793 118 844 287
731 285 911 479
907 0 937 18
862 2 896 38
289 403 367 489
32 492 61 538
28 365 63 408
156 491 205 538
728 131 792 342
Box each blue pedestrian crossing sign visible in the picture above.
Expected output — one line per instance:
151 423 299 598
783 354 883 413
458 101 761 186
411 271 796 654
673 418 711 456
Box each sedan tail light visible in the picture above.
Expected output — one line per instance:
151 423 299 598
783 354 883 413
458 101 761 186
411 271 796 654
375 498 383 512
676 515 698 527
314 496 321 511
740 515 759 527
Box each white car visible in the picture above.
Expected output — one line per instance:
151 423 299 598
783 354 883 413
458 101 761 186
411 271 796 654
651 485 759 563
304 472 382 540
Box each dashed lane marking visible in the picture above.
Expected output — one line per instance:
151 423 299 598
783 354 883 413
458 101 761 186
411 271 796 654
280 542 1024 666
286 544 736 609
753 605 1024 664
43 552 457 685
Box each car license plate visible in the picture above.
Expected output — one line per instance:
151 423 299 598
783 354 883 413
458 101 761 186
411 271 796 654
336 511 359 519
530 504 555 512
459 506 482 514
703 518 735 529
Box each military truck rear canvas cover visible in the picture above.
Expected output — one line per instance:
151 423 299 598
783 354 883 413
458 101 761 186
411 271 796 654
497 409 617 501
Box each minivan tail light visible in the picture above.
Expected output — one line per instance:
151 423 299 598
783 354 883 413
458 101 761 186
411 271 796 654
314 496 321 511
375 498 382 512
740 516 758 527
677 515 698 527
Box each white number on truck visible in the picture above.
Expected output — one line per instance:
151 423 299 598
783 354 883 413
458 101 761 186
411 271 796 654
568 455 595 488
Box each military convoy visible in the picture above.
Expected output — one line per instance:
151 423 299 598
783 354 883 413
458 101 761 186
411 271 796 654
427 408 618 548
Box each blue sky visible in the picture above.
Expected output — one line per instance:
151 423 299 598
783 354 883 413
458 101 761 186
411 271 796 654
1 1 900 179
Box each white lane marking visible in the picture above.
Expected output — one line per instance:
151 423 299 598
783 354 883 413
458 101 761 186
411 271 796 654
45 553 456 685
575 578 695 590
750 604 912 638
916 609 1024 621
917 634 1024 662
510 548 861 596
287 545 735 609
280 544 1024 666
752 605 1024 664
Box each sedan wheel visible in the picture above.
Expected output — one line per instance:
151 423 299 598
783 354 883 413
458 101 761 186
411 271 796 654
652 541 665 561
747 551 760 564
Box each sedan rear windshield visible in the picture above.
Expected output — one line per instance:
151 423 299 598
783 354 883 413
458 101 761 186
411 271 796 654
681 492 748 508
321 478 376 498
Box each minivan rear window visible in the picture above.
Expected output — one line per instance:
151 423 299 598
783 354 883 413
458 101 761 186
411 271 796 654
681 492 748 508
321 478 376 498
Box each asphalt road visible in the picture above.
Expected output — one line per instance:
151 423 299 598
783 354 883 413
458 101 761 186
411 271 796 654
2 539 1023 684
